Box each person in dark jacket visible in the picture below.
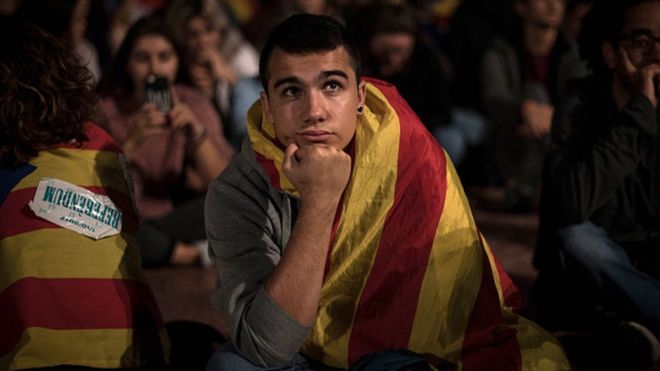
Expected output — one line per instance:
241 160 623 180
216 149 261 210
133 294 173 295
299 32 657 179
532 0 660 368
481 0 588 211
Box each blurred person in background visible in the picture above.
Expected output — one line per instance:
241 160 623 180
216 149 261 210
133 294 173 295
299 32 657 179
164 0 260 148
361 0 485 167
481 0 587 212
18 0 102 82
0 16 168 369
97 16 234 266
532 1 660 368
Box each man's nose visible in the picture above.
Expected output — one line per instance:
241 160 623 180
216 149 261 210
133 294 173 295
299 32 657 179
650 39 660 60
302 90 327 123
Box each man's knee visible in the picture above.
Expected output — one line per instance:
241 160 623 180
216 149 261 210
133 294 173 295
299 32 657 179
206 345 259 371
558 221 622 271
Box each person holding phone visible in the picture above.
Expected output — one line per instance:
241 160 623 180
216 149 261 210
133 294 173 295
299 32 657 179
98 16 234 266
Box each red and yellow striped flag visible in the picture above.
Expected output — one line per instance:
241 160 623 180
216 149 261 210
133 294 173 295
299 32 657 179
248 78 568 370
0 123 168 370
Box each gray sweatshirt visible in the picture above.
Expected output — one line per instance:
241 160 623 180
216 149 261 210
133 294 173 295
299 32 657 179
205 140 310 367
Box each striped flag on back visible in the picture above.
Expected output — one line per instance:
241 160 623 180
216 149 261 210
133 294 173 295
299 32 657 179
0 123 168 370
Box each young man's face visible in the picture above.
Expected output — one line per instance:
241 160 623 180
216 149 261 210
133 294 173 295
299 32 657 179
261 46 366 151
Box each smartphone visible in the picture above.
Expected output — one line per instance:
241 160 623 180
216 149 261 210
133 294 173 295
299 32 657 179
144 75 172 113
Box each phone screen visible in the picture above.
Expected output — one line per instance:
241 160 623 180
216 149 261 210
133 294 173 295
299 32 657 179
144 75 172 113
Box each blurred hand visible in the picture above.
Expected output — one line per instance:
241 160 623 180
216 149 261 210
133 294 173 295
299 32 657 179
620 47 660 108
200 48 237 85
124 103 168 156
189 63 216 98
282 143 352 207
518 100 554 139
169 89 205 140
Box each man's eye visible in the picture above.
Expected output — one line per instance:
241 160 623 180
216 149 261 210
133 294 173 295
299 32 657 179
282 87 300 97
132 52 149 63
324 81 342 92
632 35 652 51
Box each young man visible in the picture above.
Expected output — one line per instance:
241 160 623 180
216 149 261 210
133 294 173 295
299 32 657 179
533 0 660 368
206 14 568 370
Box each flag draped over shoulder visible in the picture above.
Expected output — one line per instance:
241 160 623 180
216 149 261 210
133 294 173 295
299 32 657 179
0 123 168 370
248 78 568 370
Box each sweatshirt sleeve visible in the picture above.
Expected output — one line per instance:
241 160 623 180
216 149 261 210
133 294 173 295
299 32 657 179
205 161 310 367
547 93 658 224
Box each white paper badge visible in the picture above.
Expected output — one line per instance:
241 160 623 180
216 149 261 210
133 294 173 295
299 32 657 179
28 178 122 240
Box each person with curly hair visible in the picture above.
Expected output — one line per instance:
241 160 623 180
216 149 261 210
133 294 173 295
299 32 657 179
0 16 168 369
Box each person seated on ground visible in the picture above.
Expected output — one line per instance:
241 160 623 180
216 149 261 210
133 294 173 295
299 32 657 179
360 1 485 168
0 17 168 369
532 0 660 369
97 16 234 267
164 0 260 148
481 0 588 212
204 13 569 370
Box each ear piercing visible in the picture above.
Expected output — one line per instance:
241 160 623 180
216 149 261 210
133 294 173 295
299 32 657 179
357 106 364 114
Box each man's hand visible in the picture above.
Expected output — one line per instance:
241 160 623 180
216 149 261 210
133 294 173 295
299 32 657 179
282 143 352 207
518 100 554 139
620 47 660 108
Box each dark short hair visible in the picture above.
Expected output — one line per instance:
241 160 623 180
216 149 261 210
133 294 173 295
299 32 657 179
97 16 186 97
0 16 96 167
579 0 659 79
259 14 362 92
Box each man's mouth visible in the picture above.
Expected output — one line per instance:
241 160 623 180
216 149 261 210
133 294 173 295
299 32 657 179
296 130 333 143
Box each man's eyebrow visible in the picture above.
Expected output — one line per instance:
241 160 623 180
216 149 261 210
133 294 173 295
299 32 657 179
625 27 654 35
319 70 349 80
273 76 302 90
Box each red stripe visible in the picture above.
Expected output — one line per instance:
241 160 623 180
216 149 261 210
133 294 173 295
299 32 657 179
0 277 164 357
0 186 138 239
255 153 281 190
460 242 522 370
347 78 448 365
489 243 522 310
54 123 123 153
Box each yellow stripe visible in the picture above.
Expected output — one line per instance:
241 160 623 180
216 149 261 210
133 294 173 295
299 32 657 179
0 229 144 293
0 327 168 370
246 101 297 194
14 149 130 194
407 155 482 369
482 234 507 306
300 84 400 368
510 312 570 370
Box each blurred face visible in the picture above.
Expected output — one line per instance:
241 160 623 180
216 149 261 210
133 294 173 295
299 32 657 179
69 0 89 44
185 15 220 59
517 0 565 28
619 2 660 69
369 32 415 77
126 35 179 93
261 47 366 150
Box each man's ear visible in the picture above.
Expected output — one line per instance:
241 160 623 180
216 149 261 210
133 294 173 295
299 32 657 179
357 79 367 111
260 91 275 123
602 41 618 69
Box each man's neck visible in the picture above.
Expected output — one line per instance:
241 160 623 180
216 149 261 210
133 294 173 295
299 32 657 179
523 23 558 57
